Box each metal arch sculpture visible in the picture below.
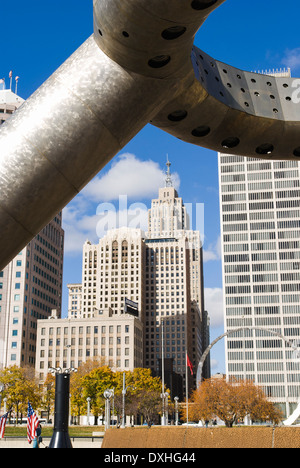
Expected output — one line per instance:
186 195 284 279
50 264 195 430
196 326 300 426
1 0 300 269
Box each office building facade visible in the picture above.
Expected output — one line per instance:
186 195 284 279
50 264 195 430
36 308 143 381
219 149 300 418
0 214 64 368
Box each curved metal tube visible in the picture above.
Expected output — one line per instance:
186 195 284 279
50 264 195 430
1 0 300 269
196 326 297 386
196 327 299 425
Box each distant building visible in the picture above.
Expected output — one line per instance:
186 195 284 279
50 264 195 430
67 284 82 319
145 162 210 388
0 213 64 368
0 87 24 125
36 308 143 381
64 161 210 395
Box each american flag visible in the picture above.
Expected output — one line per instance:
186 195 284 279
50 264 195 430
27 402 39 444
0 412 9 439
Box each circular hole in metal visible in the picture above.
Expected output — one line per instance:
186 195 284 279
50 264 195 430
148 55 171 69
162 26 187 40
256 144 274 155
286 96 292 101
270 95 276 100
122 31 129 38
191 126 211 137
293 147 300 157
191 0 218 10
98 29 103 36
168 110 188 122
222 137 240 149
273 108 279 114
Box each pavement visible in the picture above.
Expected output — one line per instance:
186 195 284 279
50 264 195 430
0 437 103 449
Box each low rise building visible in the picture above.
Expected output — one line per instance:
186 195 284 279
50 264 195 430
36 309 143 381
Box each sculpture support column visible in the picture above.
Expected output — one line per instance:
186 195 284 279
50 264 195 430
0 36 177 270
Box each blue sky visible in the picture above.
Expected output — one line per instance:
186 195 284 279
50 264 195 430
2 0 300 373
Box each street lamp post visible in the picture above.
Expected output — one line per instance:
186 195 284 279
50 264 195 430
87 397 91 426
48 367 77 449
161 392 169 426
121 372 135 428
104 389 114 431
174 397 179 426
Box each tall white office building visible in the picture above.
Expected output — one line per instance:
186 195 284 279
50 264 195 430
219 75 300 417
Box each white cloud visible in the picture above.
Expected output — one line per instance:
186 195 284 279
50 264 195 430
210 359 220 371
282 47 300 70
63 195 149 255
82 153 180 202
203 236 221 263
205 287 224 328
63 153 181 255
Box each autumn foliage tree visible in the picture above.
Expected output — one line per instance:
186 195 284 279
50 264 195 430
69 364 165 425
0 366 42 423
183 378 282 427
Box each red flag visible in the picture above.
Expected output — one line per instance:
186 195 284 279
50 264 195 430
187 354 194 376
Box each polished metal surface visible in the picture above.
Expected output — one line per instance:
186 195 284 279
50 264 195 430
1 0 300 269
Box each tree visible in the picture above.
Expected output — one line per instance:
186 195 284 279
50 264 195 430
138 390 161 425
184 378 282 427
81 366 116 423
70 359 106 423
43 373 55 422
0 366 42 423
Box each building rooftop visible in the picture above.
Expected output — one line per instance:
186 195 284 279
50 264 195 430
0 89 24 106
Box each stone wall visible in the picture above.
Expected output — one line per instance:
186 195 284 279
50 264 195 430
102 426 300 449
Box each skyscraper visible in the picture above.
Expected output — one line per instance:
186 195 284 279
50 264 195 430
66 161 210 394
145 161 209 388
219 71 300 418
0 213 64 368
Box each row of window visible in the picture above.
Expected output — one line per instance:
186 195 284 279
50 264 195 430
41 325 131 336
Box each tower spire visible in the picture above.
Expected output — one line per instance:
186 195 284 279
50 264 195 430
165 155 173 187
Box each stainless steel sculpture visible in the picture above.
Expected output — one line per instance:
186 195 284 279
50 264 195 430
1 0 300 269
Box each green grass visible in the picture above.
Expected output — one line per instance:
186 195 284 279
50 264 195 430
4 425 105 438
